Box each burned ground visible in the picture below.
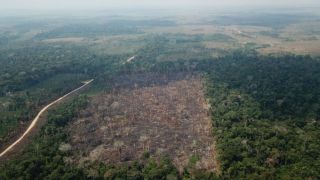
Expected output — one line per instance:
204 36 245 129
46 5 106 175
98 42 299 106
68 73 218 172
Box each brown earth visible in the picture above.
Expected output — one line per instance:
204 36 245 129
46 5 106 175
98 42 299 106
69 73 218 173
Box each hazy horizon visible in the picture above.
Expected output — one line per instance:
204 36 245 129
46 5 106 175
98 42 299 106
1 0 320 10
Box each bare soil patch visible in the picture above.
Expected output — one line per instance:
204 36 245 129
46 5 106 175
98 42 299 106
69 73 218 172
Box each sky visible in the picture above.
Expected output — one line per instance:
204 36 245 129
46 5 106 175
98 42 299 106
1 0 320 10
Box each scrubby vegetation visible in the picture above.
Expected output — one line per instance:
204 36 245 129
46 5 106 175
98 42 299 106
69 73 217 173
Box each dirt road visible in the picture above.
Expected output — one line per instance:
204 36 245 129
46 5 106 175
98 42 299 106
0 79 94 158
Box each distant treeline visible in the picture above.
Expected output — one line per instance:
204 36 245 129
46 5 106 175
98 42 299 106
0 32 319 178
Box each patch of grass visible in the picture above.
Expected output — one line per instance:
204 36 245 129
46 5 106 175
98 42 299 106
189 154 200 166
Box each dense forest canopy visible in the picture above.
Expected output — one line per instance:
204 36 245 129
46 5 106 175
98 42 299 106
204 53 320 178
0 10 320 179
1 49 320 179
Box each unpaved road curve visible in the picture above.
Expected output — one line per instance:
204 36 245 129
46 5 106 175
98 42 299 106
0 79 94 158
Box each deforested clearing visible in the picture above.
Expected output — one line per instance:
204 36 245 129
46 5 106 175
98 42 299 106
68 73 218 172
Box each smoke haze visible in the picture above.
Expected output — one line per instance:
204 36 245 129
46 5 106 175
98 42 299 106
1 0 320 10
